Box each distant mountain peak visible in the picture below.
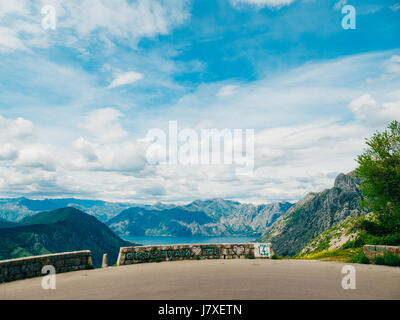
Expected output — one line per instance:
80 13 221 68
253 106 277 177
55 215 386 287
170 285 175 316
334 171 359 190
20 207 96 226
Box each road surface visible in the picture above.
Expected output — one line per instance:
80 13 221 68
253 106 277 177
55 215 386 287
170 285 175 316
1 259 399 299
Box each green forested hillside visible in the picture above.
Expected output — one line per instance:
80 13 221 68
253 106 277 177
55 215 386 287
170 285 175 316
0 207 131 266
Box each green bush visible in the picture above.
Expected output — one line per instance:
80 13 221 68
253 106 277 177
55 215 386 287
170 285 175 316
373 252 400 266
271 254 282 260
85 263 95 270
373 255 385 265
355 121 400 236
351 251 369 264
384 252 400 266
247 255 255 259
359 254 370 264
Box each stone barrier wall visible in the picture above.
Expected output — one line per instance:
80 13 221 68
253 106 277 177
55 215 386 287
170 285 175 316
117 243 273 265
363 245 400 261
0 251 92 283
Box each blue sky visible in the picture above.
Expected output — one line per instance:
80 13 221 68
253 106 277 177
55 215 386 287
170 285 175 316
0 0 399 203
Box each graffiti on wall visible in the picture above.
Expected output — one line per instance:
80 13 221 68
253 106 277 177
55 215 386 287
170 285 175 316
254 243 271 258
233 245 245 256
124 246 223 263
118 243 271 265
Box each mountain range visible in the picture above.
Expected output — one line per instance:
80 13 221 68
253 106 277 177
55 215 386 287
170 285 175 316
0 171 369 263
0 197 135 222
106 199 293 237
0 198 294 264
0 197 183 223
0 196 294 237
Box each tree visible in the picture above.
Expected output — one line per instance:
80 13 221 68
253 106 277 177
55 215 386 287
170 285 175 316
355 121 400 235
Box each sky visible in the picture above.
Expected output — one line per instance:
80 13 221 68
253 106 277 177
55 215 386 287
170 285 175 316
0 0 399 204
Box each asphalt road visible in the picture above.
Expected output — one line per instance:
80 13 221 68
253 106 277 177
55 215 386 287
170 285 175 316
1 259 399 300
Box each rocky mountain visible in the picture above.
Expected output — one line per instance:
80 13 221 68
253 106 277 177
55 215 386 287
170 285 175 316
0 207 131 266
107 198 293 237
298 211 376 256
298 215 360 256
107 206 219 236
258 172 369 256
184 199 293 234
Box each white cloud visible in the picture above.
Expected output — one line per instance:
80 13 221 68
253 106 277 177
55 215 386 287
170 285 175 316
79 108 127 142
231 0 295 9
0 0 30 18
0 115 62 171
348 94 400 126
0 112 149 199
1 51 399 202
333 0 347 11
0 27 29 53
255 121 369 168
0 166 58 195
217 85 238 97
385 55 400 74
366 54 400 83
0 143 18 161
72 108 149 173
0 1 51 53
0 0 191 53
72 137 148 172
0 115 35 143
390 2 400 12
58 0 190 40
157 52 389 134
14 144 58 170
107 71 144 89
